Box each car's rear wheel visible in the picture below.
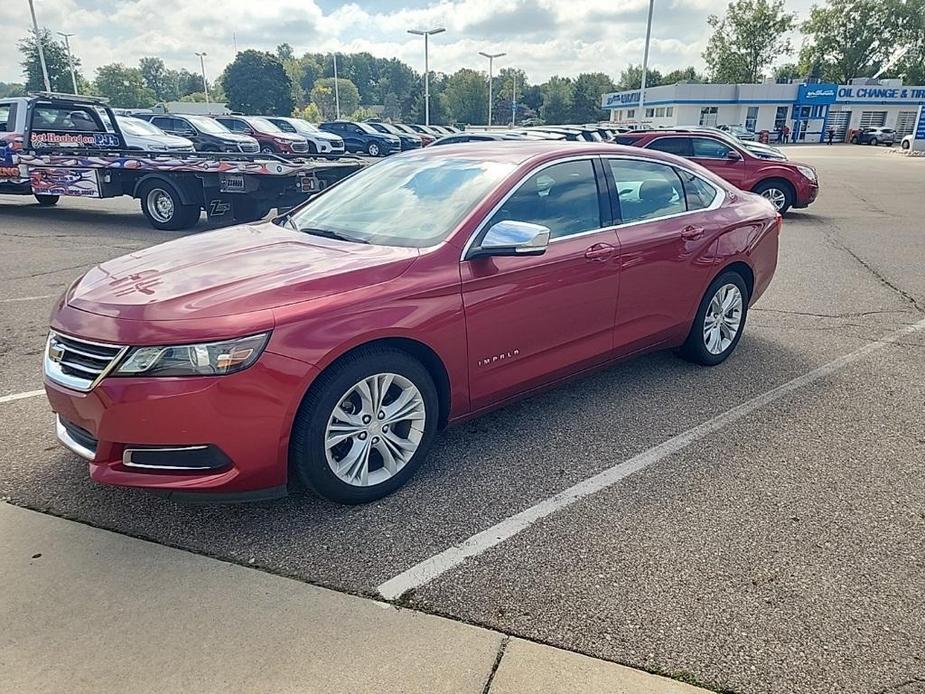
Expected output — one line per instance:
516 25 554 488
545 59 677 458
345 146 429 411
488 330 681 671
34 194 59 206
753 179 794 214
138 181 201 231
290 347 438 504
679 271 749 366
260 145 276 154
367 141 381 157
869 137 879 146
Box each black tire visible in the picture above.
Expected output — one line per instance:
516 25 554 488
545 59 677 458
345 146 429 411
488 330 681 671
290 346 439 504
869 137 878 146
753 179 794 214
260 144 276 154
367 141 381 157
678 270 750 366
902 139 911 150
34 194 59 206
850 136 859 144
138 180 201 231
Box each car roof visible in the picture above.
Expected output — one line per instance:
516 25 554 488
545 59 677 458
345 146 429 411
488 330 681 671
395 140 683 166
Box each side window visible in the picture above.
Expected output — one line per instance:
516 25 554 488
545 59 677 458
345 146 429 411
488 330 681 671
486 159 601 240
608 159 686 224
676 169 718 211
33 105 103 131
0 103 15 132
691 137 733 159
646 137 691 156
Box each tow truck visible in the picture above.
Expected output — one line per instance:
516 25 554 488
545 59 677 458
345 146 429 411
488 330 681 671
0 93 364 230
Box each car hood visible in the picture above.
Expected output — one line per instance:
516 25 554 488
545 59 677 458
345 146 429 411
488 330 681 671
223 133 256 144
311 131 342 142
268 131 305 143
67 222 419 322
134 133 193 148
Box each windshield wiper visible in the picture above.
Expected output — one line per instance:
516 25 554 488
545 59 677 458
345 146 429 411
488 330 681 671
297 226 369 244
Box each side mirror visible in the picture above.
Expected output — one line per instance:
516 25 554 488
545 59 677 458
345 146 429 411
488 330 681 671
726 149 743 161
468 220 550 260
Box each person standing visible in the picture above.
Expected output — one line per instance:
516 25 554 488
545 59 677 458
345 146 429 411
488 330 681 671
776 125 784 144
827 126 835 145
783 124 791 143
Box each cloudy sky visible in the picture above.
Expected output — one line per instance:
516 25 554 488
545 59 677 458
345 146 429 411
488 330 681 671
1 0 816 86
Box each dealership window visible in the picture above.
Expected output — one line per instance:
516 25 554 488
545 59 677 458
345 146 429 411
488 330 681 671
666 107 674 117
615 110 623 120
488 159 601 240
810 105 826 119
774 106 789 129
645 108 654 118
627 109 635 118
607 159 686 223
698 106 718 127
745 106 759 132
656 107 666 117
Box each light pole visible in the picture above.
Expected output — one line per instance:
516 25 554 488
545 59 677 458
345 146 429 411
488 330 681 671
407 27 445 126
511 72 517 127
332 52 340 119
479 51 505 127
57 32 78 94
27 0 51 92
637 0 655 126
194 52 211 106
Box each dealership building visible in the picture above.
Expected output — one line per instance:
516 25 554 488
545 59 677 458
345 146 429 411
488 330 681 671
601 79 925 142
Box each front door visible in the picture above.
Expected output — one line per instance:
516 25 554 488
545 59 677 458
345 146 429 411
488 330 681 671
460 158 620 410
689 136 748 189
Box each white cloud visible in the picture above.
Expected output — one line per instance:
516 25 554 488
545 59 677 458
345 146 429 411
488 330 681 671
1 0 815 86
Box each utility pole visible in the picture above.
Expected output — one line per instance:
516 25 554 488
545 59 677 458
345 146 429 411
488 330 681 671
332 52 340 119
195 52 211 106
27 0 51 92
479 51 505 127
637 0 655 127
408 28 445 126
57 32 78 94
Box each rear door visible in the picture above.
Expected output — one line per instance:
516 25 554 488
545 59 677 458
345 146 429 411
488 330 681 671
604 157 723 353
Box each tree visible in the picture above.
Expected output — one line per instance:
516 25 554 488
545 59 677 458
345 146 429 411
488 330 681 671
894 0 925 83
616 64 663 90
172 68 204 98
772 63 802 82
18 29 85 93
444 69 488 125
704 0 797 82
382 92 402 121
139 57 178 101
293 102 323 122
0 82 26 98
93 64 155 107
493 67 529 125
570 72 615 122
222 49 293 115
662 66 705 84
540 76 574 124
310 78 360 120
800 0 902 83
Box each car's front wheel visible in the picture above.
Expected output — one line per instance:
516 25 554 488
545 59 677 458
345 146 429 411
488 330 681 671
367 141 381 157
290 347 438 504
753 179 794 214
869 137 879 146
902 139 911 150
679 271 749 366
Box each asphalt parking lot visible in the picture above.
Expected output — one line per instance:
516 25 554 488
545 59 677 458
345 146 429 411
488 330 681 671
1 145 923 694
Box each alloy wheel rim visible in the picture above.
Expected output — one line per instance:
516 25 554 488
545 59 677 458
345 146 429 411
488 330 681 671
761 188 787 210
147 189 174 222
324 373 426 487
370 144 379 155
703 283 743 355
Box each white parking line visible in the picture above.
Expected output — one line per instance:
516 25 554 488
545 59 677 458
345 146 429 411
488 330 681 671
0 389 45 404
0 295 54 303
377 317 925 601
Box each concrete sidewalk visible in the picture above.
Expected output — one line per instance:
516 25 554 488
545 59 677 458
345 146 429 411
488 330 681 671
0 503 710 694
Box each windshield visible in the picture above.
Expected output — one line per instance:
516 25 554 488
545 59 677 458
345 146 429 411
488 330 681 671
356 122 379 134
186 116 231 134
292 120 320 133
246 117 283 133
287 155 516 248
117 117 164 136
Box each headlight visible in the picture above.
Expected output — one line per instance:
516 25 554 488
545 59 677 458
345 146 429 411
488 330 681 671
115 333 269 377
796 165 817 183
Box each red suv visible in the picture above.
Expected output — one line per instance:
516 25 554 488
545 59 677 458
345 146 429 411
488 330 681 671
214 115 310 155
44 142 779 504
617 130 818 213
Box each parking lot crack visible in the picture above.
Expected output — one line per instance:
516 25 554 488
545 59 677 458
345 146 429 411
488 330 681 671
481 637 509 694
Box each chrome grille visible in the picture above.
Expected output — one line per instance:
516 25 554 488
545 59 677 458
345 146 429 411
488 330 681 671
44 331 128 392
291 141 309 152
239 142 259 153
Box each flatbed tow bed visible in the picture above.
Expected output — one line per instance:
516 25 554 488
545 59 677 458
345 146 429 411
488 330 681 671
0 93 365 230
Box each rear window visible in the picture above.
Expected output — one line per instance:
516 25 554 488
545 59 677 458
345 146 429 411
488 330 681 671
615 135 641 145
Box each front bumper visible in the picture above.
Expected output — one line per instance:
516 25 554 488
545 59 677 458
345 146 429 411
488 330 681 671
45 351 317 498
793 180 819 208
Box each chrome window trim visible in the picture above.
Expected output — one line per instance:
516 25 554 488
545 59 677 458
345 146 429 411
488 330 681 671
56 415 96 461
44 331 129 393
645 134 747 160
459 153 727 261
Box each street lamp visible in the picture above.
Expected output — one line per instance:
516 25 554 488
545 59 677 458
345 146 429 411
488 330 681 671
57 32 78 94
637 0 655 126
479 51 505 127
331 52 340 119
194 52 211 107
27 0 51 92
407 27 445 126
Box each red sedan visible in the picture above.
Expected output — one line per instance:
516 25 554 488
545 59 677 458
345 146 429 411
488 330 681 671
44 142 780 504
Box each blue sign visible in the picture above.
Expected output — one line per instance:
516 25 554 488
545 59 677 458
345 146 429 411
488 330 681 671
603 90 640 108
796 83 838 104
915 105 925 141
